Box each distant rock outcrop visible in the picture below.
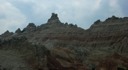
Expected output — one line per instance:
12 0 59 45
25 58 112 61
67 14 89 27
47 13 61 24
1 30 13 38
90 16 128 32
23 23 36 33
15 28 22 34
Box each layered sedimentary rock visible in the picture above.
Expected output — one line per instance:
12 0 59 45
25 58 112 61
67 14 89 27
0 13 128 70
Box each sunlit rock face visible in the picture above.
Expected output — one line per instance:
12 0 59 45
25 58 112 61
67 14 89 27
0 13 128 70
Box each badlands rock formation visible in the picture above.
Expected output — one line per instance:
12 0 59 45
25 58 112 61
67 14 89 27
0 13 128 70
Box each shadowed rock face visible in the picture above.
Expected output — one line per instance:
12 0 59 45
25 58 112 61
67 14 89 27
89 16 128 32
22 23 36 33
96 53 128 70
15 28 22 34
0 30 13 38
0 13 128 70
47 13 61 24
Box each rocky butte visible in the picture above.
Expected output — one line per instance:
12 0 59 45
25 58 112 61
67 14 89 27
0 13 128 70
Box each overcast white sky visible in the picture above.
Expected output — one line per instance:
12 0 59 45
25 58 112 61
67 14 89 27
0 0 128 34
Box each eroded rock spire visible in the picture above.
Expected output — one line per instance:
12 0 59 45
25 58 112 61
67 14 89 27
47 13 61 24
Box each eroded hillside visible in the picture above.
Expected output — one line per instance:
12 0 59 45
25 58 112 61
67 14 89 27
0 13 128 70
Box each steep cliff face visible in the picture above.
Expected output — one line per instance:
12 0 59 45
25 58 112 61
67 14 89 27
0 13 128 70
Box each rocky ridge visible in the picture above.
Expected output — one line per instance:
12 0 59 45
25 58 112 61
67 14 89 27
0 13 128 70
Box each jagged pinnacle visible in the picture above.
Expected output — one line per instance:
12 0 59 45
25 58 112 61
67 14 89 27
15 28 22 34
47 13 61 24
